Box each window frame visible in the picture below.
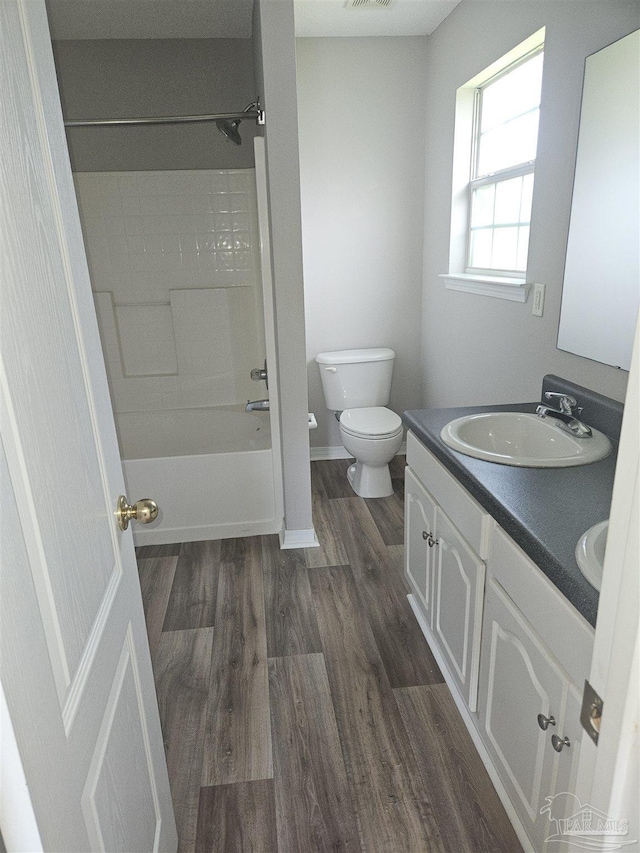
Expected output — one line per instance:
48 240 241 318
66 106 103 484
440 28 545 302
464 46 544 279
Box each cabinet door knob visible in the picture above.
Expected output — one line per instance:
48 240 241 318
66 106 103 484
551 734 571 752
537 713 556 731
422 530 429 540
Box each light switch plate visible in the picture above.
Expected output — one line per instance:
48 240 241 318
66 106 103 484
533 283 546 317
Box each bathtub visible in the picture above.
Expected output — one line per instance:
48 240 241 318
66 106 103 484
119 408 281 545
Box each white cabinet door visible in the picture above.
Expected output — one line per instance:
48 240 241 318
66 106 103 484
432 508 485 711
538 686 584 852
405 468 437 619
479 578 572 849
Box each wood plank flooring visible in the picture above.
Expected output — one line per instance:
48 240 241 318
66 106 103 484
138 555 178 668
268 653 358 851
155 627 214 851
309 564 444 852
395 684 521 852
137 457 522 853
201 536 272 787
162 540 220 632
196 781 277 853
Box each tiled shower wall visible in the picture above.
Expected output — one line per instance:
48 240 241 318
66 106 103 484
74 170 265 417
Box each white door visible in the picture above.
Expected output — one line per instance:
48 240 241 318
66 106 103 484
0 3 177 851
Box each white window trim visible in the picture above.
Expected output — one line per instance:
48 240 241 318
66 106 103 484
443 28 545 301
439 273 531 302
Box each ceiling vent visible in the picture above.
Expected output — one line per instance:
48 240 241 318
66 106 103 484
344 0 397 8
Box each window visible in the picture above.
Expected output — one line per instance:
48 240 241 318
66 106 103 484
467 50 544 276
441 29 545 302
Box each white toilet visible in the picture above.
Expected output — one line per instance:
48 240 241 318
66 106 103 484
316 347 403 498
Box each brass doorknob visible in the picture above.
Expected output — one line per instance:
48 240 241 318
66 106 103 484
116 495 158 531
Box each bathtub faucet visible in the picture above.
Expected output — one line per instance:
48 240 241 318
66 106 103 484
246 399 270 412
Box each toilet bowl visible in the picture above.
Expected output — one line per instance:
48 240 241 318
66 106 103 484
316 347 403 498
339 407 403 498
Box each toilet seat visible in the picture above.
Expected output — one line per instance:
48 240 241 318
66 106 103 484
340 407 402 439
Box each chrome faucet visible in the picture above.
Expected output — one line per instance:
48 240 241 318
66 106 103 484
246 399 270 412
536 392 592 438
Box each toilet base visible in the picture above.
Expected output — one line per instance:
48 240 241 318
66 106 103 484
347 461 394 498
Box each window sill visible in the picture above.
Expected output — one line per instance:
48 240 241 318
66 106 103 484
439 273 531 303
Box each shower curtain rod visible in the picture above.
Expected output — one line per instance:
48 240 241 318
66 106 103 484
64 107 265 128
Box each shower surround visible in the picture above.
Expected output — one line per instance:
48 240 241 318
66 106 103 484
75 168 276 542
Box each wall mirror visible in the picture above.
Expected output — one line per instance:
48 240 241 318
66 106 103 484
557 29 639 371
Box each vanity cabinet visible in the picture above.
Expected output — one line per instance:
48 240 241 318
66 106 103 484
405 466 485 711
404 430 594 852
478 524 591 849
478 577 583 850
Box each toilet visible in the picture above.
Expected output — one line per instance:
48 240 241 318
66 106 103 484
316 347 403 498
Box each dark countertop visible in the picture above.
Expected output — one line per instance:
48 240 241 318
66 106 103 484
403 402 617 628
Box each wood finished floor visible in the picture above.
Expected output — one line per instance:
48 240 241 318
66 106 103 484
137 458 522 853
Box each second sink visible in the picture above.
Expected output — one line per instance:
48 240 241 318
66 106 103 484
440 411 612 467
575 520 608 591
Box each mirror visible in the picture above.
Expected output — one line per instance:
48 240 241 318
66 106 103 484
557 29 639 371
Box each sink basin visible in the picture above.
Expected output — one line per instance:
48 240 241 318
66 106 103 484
575 520 608 591
440 412 612 467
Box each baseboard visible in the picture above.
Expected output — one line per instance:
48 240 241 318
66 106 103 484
279 527 320 549
132 518 281 546
407 594 535 853
310 444 407 461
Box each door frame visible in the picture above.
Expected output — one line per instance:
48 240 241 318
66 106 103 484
574 314 639 839
0 681 43 852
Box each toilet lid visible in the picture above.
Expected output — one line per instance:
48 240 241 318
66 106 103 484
340 407 403 438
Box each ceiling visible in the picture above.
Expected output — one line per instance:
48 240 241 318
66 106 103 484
46 0 462 40
294 0 462 38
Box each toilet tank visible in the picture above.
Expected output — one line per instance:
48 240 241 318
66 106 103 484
316 348 396 410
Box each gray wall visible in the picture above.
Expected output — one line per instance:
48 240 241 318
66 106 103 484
421 1 637 408
253 0 313 536
296 37 428 449
52 39 258 170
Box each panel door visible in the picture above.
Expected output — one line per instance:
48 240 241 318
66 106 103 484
0 3 176 850
478 578 568 847
432 507 485 710
405 468 437 619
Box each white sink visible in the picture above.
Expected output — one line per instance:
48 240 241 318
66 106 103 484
440 412 612 467
575 520 608 591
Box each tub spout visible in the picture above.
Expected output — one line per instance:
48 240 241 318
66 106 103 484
246 399 270 412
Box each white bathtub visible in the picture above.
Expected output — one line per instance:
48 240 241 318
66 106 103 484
118 408 281 545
